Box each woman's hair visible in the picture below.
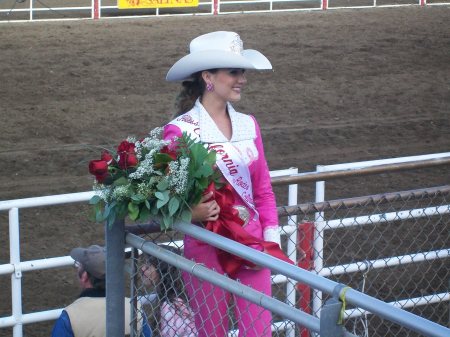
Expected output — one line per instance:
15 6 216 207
144 245 185 303
173 69 218 118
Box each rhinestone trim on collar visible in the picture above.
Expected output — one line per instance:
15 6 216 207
193 99 256 143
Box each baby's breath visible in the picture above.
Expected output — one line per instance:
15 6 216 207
136 181 156 198
93 183 111 202
111 184 132 201
129 155 155 180
127 136 137 143
168 158 190 194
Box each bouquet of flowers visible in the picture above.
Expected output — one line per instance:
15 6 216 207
88 127 222 230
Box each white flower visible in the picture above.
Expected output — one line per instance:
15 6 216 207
135 128 170 160
168 157 190 194
93 187 114 203
129 155 155 180
127 136 137 143
111 185 132 201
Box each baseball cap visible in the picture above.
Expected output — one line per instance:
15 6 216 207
70 245 106 279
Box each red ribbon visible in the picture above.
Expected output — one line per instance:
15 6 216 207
204 183 294 278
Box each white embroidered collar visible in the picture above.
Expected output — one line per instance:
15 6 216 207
194 99 256 143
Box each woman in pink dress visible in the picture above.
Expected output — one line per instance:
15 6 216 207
163 31 284 337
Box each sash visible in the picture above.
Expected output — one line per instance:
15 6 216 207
169 111 258 216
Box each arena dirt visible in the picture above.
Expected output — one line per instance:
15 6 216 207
0 6 449 336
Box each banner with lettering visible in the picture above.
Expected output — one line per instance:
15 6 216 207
118 0 199 9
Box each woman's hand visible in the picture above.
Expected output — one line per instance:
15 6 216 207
191 191 221 222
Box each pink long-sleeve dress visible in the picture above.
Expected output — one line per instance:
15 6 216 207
163 99 276 337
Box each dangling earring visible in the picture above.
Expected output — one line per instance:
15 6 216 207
206 82 214 92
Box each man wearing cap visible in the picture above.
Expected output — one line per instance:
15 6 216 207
51 245 151 337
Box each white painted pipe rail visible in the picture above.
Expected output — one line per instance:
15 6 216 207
0 191 95 210
0 256 74 276
320 205 450 229
345 292 450 319
320 248 450 277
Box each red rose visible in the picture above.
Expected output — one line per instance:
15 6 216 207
101 150 114 164
89 160 108 175
160 146 177 160
125 153 139 167
89 160 109 183
95 172 109 183
117 140 138 169
117 140 136 154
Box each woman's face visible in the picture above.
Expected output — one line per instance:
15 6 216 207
141 263 159 287
207 68 247 102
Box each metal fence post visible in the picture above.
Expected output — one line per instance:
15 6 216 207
105 218 125 337
320 298 344 337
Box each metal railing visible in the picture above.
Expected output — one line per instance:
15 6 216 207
125 222 449 337
1 154 449 336
128 184 450 336
1 0 450 22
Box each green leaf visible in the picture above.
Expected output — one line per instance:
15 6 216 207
154 153 175 164
189 192 202 207
106 211 116 229
145 200 151 209
131 194 145 203
89 195 102 205
195 176 208 191
95 207 104 223
116 202 128 219
205 150 217 165
157 179 169 191
180 209 192 224
189 143 208 166
157 198 169 209
138 207 150 222
194 164 213 178
103 202 113 220
162 215 173 230
128 202 140 221
168 197 180 216
150 204 159 215
113 177 128 186
155 191 166 200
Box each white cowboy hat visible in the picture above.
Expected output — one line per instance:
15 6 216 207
166 31 272 82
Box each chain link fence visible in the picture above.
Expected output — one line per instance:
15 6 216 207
127 185 449 337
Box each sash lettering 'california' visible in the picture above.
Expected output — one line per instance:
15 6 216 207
209 145 238 176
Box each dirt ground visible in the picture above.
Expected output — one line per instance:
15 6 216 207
0 5 449 336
